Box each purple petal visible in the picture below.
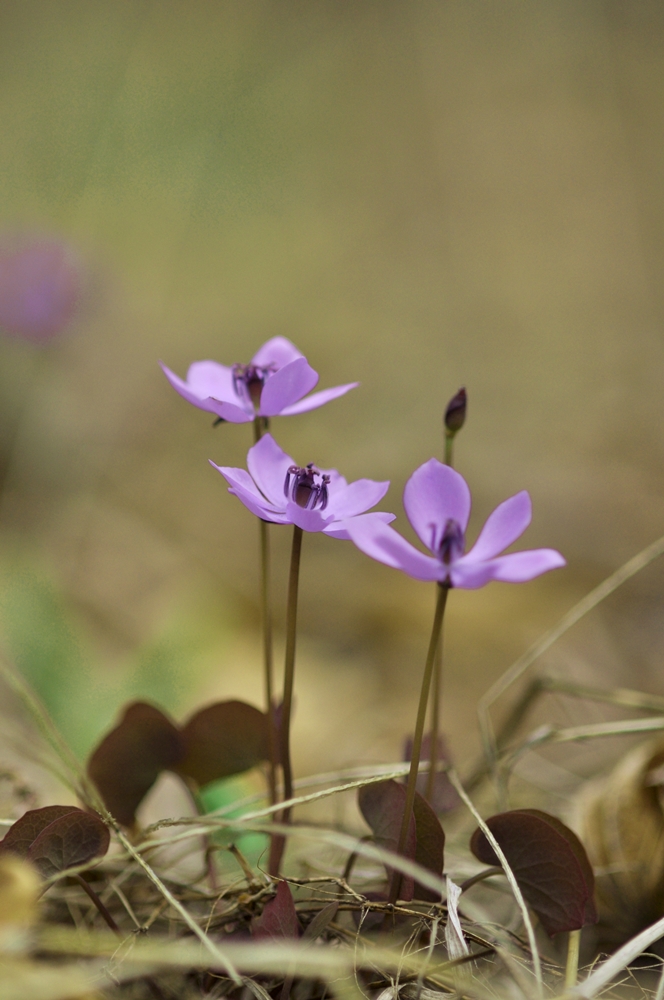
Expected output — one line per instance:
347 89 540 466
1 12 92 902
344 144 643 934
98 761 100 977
209 462 288 523
251 336 303 369
161 363 222 414
448 561 499 590
247 433 294 506
259 358 319 416
345 517 443 581
466 491 532 563
279 382 359 416
210 463 269 506
161 363 252 421
206 399 254 423
485 548 566 584
403 460 471 550
285 501 332 533
325 510 395 540
327 479 390 519
185 360 237 403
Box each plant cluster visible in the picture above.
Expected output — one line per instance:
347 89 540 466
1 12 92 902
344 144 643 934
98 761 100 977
3 337 664 1000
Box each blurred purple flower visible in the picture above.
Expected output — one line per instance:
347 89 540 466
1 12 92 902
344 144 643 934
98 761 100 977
0 237 80 343
346 459 565 588
210 432 394 537
161 336 358 424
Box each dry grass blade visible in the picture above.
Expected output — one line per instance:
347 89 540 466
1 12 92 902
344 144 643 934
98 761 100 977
447 769 543 999
37 925 471 983
477 532 664 769
502 717 664 774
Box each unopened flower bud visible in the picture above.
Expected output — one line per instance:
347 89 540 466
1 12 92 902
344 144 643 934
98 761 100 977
444 387 467 435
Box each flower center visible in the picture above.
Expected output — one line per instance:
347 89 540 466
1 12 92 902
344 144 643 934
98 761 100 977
431 518 465 565
232 363 276 408
284 464 330 511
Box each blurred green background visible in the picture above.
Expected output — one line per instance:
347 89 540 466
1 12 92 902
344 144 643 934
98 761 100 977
1 1 664 803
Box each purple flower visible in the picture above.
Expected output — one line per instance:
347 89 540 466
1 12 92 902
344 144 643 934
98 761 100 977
210 433 395 538
161 336 358 424
346 459 565 588
0 236 81 343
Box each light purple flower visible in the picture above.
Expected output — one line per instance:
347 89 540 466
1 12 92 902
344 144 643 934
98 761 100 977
0 236 81 343
346 459 565 588
161 336 358 424
210 433 395 538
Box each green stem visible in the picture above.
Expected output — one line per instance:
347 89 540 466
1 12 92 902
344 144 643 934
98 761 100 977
565 928 581 989
281 525 304 822
388 583 448 906
253 418 277 807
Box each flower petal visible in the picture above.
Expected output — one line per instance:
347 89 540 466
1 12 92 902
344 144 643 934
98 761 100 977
247 433 294 507
465 491 532 563
325 510 395 540
345 517 443 581
285 501 332 533
279 382 359 416
161 362 225 415
327 479 390 519
403 460 471 550
251 336 303 369
206 399 254 423
209 463 268 505
259 358 319 416
485 548 566 583
448 560 499 590
185 360 237 402
209 461 284 518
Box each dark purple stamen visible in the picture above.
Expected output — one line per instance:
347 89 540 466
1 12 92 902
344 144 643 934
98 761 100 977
430 518 465 565
284 464 330 510
232 363 277 408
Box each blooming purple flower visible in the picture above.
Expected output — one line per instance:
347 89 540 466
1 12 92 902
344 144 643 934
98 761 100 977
210 433 395 538
346 459 565 588
161 336 358 424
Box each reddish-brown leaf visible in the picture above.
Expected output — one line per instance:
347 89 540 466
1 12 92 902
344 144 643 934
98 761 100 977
358 779 444 901
251 880 301 939
0 806 110 879
470 808 598 937
87 702 183 826
412 791 445 901
403 733 461 814
177 700 269 787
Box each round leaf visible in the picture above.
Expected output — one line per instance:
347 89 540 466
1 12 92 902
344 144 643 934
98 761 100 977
87 702 184 826
1 806 110 879
177 700 269 787
470 808 597 936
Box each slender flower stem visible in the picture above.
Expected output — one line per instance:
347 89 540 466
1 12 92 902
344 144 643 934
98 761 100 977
270 525 303 875
444 431 455 467
281 525 304 817
253 418 277 807
74 874 120 935
426 583 443 802
427 431 455 801
388 583 449 906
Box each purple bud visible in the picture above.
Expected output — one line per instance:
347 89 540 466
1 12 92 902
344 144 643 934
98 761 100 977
444 387 467 435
